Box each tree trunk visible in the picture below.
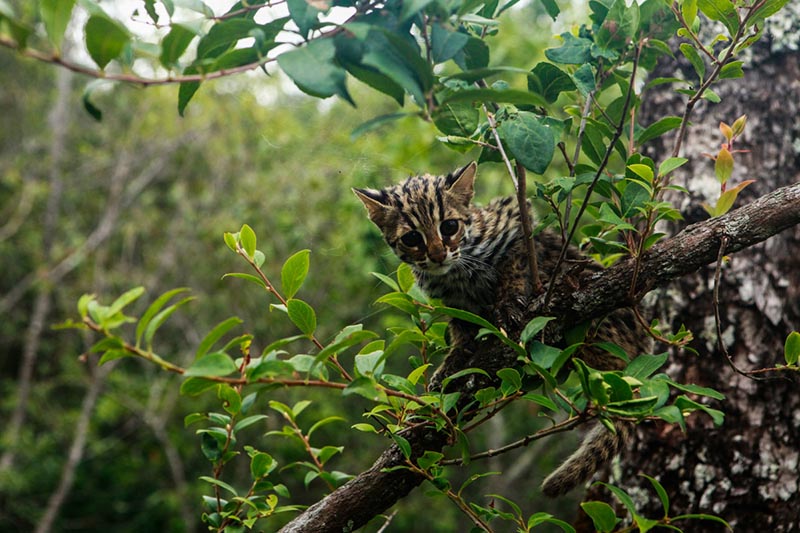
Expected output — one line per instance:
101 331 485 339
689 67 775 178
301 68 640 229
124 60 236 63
583 24 800 533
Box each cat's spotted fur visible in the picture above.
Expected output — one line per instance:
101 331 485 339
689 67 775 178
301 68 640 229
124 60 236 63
355 162 647 497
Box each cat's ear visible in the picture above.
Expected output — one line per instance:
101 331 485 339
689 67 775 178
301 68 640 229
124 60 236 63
353 187 391 226
445 161 477 207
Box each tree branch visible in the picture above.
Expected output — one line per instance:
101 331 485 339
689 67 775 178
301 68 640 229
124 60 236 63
278 181 800 532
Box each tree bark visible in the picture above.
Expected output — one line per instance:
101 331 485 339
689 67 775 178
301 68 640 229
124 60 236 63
581 26 800 533
278 181 800 532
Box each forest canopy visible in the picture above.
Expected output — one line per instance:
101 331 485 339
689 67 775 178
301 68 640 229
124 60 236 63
1 1 799 532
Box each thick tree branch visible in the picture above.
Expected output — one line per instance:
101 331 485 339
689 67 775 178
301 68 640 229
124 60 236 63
540 181 800 326
278 181 800 533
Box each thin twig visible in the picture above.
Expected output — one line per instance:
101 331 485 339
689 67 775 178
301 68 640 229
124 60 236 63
515 162 542 292
671 0 770 158
0 35 278 86
483 107 518 189
375 510 398 533
441 415 585 465
544 41 644 309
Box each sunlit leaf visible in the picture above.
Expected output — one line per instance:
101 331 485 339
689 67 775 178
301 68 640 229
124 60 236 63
40 0 75 50
85 14 130 69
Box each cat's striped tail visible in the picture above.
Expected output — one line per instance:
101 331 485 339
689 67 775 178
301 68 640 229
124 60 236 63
541 420 633 497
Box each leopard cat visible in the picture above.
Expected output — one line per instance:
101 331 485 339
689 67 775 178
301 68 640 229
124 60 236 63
354 161 649 497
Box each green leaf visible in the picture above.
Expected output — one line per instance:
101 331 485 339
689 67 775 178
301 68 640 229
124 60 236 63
527 512 576 532
748 0 789 26
82 79 105 121
218 383 242 415
498 111 556 174
343 376 387 402
580 501 620 532
200 434 223 463
180 377 219 396
142 296 195 348
432 101 479 137
160 23 198 67
399 0 432 21
98 349 131 365
308 416 345 439
528 62 576 103
453 36 490 70
497 367 522 395
239 224 256 258
250 451 276 479
287 299 316 336
317 445 343 465
701 88 721 103
606 396 659 416
520 316 555 344
391 433 412 459
107 286 145 318
711 179 755 216
521 392 558 411
355 349 385 377
352 25 433 106
407 363 431 386
637 116 682 145
664 379 725 400
719 60 744 79
785 331 800 365
376 292 419 316
441 87 547 107
658 157 689 176
185 352 238 377
440 367 490 390
715 147 734 184
199 475 238 496
234 414 268 433
595 0 640 48
196 317 242 360
545 33 593 64
682 0 698 27
540 0 560 19
430 24 469 63
278 38 353 104
311 325 377 371
281 249 311 299
628 163 654 183
40 0 75 50
595 482 639 520
417 450 444 471
625 353 668 379
620 180 651 218
679 42 705 81
640 473 670 516
396 263 416 293
84 14 130 69
675 395 725 426
697 0 739 36
672 513 732 529
286 0 320 36
571 63 596 96
196 18 256 59
221 272 267 289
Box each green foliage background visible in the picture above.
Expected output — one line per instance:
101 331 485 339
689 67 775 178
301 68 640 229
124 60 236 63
0 4 588 531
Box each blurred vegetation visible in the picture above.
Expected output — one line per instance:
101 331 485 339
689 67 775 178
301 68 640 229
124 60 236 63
0 4 588 531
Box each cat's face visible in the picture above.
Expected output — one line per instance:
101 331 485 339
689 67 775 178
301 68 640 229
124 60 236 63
354 162 476 275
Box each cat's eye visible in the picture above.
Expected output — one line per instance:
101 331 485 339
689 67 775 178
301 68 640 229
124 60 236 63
440 219 459 237
400 230 424 247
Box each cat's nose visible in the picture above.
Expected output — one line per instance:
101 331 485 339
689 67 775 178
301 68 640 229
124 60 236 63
428 245 446 264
